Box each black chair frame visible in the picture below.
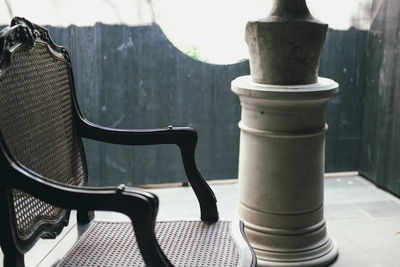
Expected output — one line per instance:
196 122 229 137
0 17 229 267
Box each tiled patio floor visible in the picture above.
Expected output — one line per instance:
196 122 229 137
2 174 400 266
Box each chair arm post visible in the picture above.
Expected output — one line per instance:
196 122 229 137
76 209 95 224
179 143 219 222
118 187 173 267
3 250 24 267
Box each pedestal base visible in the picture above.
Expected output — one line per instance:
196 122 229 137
256 241 338 267
243 212 338 266
249 225 338 267
232 76 339 267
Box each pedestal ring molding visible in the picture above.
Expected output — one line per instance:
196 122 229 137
238 121 328 138
232 76 338 100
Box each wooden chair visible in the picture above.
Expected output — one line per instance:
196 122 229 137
0 17 256 266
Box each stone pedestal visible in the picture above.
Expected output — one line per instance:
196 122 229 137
232 75 338 266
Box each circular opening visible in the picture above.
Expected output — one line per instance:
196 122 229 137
152 0 272 65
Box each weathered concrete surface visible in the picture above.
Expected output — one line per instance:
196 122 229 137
246 0 328 84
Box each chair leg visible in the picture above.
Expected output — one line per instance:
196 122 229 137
77 209 95 224
3 251 24 267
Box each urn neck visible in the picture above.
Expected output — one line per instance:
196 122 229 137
270 0 310 18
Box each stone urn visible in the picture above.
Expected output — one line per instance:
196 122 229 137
245 0 327 85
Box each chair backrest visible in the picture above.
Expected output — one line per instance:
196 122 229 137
0 17 87 252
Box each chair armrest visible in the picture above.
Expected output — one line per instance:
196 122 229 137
77 117 196 146
76 117 219 222
1 154 172 267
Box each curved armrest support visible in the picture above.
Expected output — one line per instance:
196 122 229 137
77 117 219 222
179 144 218 222
1 150 172 267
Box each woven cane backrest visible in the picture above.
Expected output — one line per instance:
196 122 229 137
0 24 86 240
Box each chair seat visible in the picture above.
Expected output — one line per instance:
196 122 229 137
56 220 250 266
